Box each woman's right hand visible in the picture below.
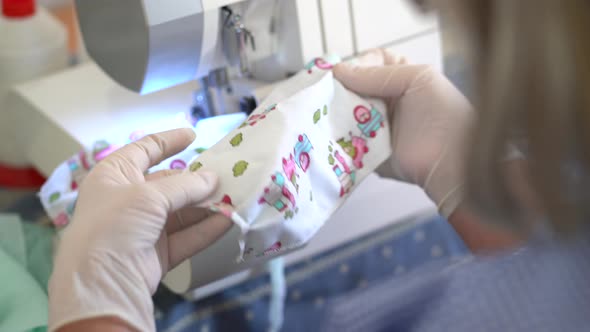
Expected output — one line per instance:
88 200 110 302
334 49 474 217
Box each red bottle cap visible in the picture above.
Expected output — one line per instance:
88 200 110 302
0 162 46 189
2 0 36 18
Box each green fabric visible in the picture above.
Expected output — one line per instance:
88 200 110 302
0 214 26 265
21 222 55 291
0 248 48 332
0 214 55 332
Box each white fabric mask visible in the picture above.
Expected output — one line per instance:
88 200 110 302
189 57 391 262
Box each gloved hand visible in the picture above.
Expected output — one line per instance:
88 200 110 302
48 128 233 332
334 49 474 217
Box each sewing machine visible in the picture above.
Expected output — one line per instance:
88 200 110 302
3 0 442 296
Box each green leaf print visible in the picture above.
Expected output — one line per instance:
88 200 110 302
328 145 333 152
230 133 243 147
195 147 207 154
189 161 203 172
233 160 249 177
313 110 321 124
323 105 328 115
285 210 294 219
49 192 61 204
328 154 335 165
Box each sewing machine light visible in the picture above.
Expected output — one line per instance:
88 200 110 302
139 77 191 97
75 0 231 94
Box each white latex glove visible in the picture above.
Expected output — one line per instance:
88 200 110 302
334 49 474 217
48 128 233 332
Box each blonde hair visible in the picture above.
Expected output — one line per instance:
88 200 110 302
437 0 590 233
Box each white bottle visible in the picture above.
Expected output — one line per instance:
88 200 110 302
0 0 68 166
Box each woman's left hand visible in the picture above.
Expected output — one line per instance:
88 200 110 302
48 128 232 332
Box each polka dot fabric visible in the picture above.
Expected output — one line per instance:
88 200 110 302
322 233 590 332
154 214 468 332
